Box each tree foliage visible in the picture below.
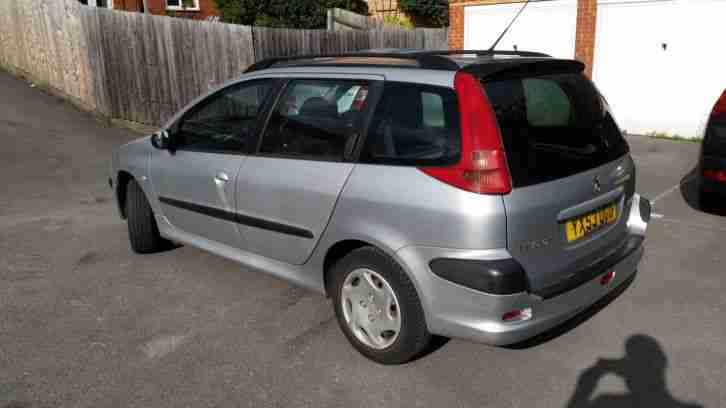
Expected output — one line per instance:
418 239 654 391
214 0 369 29
398 0 448 27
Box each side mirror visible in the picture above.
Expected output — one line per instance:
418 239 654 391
150 130 171 150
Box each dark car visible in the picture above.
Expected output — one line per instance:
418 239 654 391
700 89 726 205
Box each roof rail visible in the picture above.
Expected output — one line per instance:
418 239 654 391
417 49 551 58
243 49 551 74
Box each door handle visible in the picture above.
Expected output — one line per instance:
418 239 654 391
214 172 230 183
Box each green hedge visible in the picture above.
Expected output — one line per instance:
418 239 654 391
214 0 369 29
399 0 448 27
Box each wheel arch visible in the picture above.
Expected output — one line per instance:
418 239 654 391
322 239 371 297
320 236 427 313
116 170 134 219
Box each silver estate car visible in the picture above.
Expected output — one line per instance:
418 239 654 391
110 50 651 364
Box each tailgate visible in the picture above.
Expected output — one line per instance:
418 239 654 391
503 158 635 295
480 69 635 295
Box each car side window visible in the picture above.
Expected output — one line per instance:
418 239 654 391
259 79 371 161
174 80 274 153
359 82 460 166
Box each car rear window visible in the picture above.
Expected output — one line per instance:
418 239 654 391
482 73 629 188
359 82 460 166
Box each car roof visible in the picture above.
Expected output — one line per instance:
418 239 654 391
242 50 586 86
245 49 554 73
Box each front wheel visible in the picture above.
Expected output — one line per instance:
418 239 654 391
126 179 164 254
330 247 431 364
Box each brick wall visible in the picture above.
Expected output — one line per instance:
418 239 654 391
448 4 464 49
575 0 597 77
119 0 219 19
113 0 143 12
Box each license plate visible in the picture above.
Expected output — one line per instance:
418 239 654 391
564 203 618 242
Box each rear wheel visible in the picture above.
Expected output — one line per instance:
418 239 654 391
126 179 164 254
330 246 431 364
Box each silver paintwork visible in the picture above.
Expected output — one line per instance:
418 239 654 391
503 156 636 293
627 194 649 237
396 194 647 345
150 149 245 249
110 64 648 346
234 156 355 265
341 268 401 349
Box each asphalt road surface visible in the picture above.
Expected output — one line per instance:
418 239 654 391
1 69 725 408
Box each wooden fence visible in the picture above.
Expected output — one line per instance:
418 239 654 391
0 0 447 126
252 27 447 60
0 0 96 113
90 9 255 125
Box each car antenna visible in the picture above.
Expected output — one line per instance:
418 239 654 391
488 0 530 51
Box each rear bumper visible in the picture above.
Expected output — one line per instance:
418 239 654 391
395 194 649 346
701 178 726 195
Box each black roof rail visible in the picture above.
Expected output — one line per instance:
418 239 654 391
243 49 551 74
417 49 551 58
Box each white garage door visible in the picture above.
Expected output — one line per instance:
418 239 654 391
594 0 726 138
464 0 577 58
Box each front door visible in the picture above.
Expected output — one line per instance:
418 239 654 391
150 79 276 249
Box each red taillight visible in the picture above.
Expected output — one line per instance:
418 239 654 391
712 89 726 116
502 307 532 322
704 169 726 183
419 72 512 194
600 270 616 286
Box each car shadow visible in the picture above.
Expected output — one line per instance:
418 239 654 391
680 166 726 216
404 335 451 362
504 272 636 350
565 334 704 408
158 239 183 253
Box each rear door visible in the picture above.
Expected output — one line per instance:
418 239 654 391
481 71 634 296
235 75 382 265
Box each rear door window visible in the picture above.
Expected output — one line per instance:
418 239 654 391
259 79 371 161
359 82 460 166
483 73 628 187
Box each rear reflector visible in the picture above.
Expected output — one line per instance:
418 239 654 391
600 270 616 286
712 89 726 116
419 72 512 194
704 169 726 183
502 308 532 323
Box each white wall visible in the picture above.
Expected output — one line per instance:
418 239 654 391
464 0 577 59
464 0 726 138
594 0 726 138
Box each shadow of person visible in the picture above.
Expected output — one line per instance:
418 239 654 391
566 335 703 408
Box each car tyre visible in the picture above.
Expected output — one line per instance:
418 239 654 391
330 246 431 364
126 178 164 254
